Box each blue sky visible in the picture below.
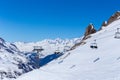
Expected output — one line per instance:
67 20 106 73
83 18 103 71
0 0 120 42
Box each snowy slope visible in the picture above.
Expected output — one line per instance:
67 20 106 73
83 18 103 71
0 38 36 79
14 38 81 56
14 18 120 80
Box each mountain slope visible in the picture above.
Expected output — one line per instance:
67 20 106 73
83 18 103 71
0 38 37 79
14 16 120 80
14 38 81 56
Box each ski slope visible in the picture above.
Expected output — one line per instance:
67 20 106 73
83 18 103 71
13 18 120 80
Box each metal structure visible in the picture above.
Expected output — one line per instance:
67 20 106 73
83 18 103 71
54 50 61 54
33 46 44 53
90 40 98 49
54 47 61 54
33 46 44 68
33 46 44 59
114 28 120 39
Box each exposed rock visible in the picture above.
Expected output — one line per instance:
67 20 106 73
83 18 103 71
70 24 96 50
99 11 120 30
102 21 107 27
70 41 86 50
71 11 120 50
83 23 96 39
99 21 107 30
107 11 120 25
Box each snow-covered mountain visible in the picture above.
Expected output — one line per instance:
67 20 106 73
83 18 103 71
14 38 82 56
0 38 38 80
14 11 120 80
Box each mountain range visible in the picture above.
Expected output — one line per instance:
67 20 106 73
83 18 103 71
0 11 120 80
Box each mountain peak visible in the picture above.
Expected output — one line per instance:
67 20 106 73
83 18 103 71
0 37 5 43
107 11 120 25
99 21 108 30
84 23 96 39
100 11 120 30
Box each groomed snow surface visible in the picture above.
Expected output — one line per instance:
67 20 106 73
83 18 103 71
8 19 120 80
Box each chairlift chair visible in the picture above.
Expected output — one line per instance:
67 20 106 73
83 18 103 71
54 50 61 54
90 43 98 49
114 28 120 39
33 46 44 53
54 47 61 54
90 40 98 49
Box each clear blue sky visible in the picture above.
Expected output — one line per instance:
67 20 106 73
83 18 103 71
0 0 120 42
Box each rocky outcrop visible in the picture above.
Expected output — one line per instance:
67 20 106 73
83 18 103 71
99 11 120 30
71 11 120 50
102 21 107 27
99 21 107 30
70 24 97 50
84 23 97 39
107 11 120 25
70 41 86 50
